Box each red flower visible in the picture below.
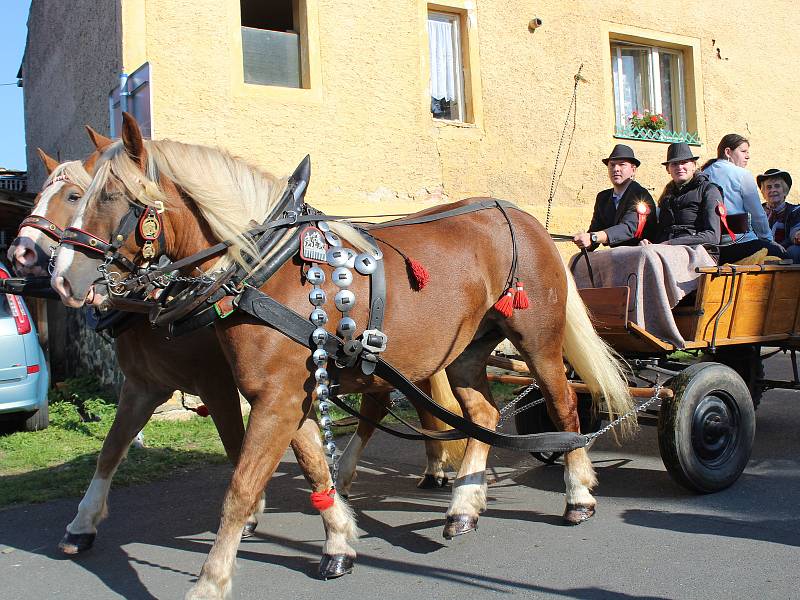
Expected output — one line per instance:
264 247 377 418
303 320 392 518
650 115 658 122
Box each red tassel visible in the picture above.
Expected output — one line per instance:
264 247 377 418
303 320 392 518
310 487 336 511
194 405 210 417
406 257 430 290
494 288 515 318
513 281 530 310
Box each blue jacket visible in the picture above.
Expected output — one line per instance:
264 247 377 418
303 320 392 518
703 159 772 244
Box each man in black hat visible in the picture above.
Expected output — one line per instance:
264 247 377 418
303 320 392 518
758 168 800 261
649 142 722 246
573 144 657 250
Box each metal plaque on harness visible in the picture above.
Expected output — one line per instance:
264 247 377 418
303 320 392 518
332 267 354 288
299 226 328 263
309 288 327 306
305 265 325 285
310 308 328 326
344 248 357 269
334 289 356 312
326 247 349 267
354 253 378 275
142 241 156 259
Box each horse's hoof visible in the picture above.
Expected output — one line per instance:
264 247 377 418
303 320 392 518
417 474 449 489
59 532 96 555
442 514 478 539
318 554 354 579
563 503 596 525
242 521 257 538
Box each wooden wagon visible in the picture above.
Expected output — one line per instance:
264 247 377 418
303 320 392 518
493 262 800 493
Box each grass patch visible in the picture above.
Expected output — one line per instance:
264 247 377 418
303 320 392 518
0 378 226 509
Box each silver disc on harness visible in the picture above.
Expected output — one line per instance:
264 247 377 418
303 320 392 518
312 347 329 365
325 231 343 247
326 247 348 267
315 384 330 401
315 367 330 384
368 246 383 261
309 288 327 306
310 308 328 326
334 289 356 312
332 267 353 288
311 328 329 346
306 266 325 285
317 221 331 232
318 400 330 413
323 429 334 441
354 253 378 275
344 248 357 269
337 316 356 337
319 415 332 428
325 441 336 456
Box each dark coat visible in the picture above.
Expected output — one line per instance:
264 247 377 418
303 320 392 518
763 201 799 248
656 172 722 245
588 180 658 247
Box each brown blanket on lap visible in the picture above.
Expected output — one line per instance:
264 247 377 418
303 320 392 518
569 244 715 348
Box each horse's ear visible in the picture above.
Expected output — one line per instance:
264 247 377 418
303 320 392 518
36 148 59 175
121 112 145 168
85 125 113 151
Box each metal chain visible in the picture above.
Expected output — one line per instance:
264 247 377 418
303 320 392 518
497 383 542 428
584 382 662 442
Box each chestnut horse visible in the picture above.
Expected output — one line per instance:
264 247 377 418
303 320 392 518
51 113 633 599
11 136 462 575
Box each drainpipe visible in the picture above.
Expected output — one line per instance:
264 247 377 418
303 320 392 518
119 72 130 113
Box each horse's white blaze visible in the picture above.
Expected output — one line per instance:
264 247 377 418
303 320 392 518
67 477 111 534
12 180 65 264
448 454 487 516
52 210 83 280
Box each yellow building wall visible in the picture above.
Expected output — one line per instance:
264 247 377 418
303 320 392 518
120 0 800 238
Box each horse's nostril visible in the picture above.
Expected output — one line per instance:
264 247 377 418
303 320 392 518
13 245 37 267
53 276 72 300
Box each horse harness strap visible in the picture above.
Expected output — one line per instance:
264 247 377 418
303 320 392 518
19 215 64 243
234 286 588 453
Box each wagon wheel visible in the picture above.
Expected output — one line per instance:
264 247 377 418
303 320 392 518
658 362 755 493
514 390 600 465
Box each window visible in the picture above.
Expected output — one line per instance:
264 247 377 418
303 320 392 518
611 41 698 142
109 62 152 138
428 11 466 122
241 0 303 88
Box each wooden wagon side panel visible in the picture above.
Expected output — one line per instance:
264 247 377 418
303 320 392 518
692 273 738 344
764 270 800 336
729 272 772 338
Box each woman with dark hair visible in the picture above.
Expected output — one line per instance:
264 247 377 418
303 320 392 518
703 133 785 262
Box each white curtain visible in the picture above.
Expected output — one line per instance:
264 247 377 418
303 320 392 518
428 16 457 101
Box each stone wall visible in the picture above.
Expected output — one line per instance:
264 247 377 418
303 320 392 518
22 0 124 389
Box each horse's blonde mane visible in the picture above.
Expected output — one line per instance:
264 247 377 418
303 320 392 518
85 139 372 270
46 160 93 191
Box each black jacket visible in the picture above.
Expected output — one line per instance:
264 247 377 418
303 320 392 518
588 180 658 247
656 172 722 245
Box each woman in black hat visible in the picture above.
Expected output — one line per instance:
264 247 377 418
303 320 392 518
645 142 722 247
758 168 800 261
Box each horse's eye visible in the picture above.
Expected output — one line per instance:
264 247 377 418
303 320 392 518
67 193 80 203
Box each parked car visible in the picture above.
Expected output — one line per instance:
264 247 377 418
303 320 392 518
0 263 50 431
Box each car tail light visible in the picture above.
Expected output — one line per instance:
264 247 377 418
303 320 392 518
27 365 40 374
0 269 32 335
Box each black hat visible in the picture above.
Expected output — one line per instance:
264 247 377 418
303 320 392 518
662 142 700 165
756 168 792 191
602 144 640 167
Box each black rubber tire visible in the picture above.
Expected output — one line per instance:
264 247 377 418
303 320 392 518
658 362 755 493
514 390 599 464
21 402 49 432
703 345 764 409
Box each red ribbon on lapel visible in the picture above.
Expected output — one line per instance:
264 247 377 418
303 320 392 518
634 201 650 239
716 202 736 241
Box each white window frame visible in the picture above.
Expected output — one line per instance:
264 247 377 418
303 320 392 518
428 10 466 123
612 42 687 132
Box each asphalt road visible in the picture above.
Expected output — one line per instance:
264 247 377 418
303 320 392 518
1 354 799 600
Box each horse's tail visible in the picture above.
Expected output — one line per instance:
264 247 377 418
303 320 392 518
426 370 466 470
561 267 635 435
